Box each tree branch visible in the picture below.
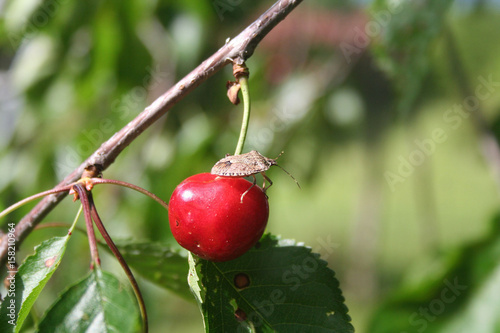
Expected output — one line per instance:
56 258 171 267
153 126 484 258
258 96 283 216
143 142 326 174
0 0 303 266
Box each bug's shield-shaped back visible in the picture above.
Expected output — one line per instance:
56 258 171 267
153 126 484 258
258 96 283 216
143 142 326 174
211 151 275 177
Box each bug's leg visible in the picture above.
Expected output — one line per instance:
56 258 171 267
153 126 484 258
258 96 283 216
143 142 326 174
240 175 257 203
261 172 273 193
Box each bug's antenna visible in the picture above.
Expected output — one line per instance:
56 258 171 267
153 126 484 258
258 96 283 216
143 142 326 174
275 164 301 189
270 151 300 189
275 151 285 160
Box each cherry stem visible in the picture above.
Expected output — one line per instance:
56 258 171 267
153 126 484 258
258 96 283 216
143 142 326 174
72 183 101 269
87 193 148 333
90 178 168 210
234 75 251 156
0 185 72 220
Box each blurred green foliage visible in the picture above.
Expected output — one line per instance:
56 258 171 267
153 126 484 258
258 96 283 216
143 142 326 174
1 0 500 332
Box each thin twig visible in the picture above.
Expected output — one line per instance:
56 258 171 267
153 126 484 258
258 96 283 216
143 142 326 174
0 186 72 219
90 178 169 211
0 0 303 266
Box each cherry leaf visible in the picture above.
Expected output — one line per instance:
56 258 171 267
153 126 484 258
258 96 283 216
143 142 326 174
192 233 354 332
37 268 140 332
188 252 204 306
109 240 191 300
0 236 70 332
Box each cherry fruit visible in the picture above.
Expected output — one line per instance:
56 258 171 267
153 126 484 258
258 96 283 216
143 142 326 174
168 173 269 261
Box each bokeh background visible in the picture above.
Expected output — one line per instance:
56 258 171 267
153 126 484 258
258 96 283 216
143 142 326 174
1 0 500 332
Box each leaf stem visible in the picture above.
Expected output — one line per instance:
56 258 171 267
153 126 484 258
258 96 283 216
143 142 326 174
68 205 83 235
35 221 94 240
88 193 148 333
34 205 84 235
235 76 251 155
72 183 101 268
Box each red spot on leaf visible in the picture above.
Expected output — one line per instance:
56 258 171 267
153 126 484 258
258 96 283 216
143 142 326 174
45 256 58 267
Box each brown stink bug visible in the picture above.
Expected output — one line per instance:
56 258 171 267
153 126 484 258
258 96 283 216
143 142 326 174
211 150 299 200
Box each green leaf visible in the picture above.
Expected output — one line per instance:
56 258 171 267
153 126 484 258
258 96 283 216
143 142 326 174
369 213 500 333
192 234 354 333
370 0 453 114
188 252 204 306
106 240 191 300
440 264 500 333
0 236 70 332
37 268 140 333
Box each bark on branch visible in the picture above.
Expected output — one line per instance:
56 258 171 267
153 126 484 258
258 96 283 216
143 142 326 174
0 0 303 266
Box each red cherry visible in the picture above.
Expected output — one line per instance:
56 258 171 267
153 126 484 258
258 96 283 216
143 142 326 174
168 173 269 261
